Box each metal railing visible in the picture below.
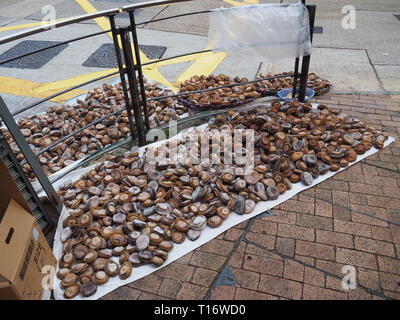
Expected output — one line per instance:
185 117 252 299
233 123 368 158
0 0 315 219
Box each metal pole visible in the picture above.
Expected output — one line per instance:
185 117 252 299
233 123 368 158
109 14 137 140
0 96 63 216
292 0 306 99
119 28 146 146
128 10 150 132
298 4 316 102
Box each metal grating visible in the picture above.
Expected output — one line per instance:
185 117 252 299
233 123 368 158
0 40 68 69
0 133 55 246
313 26 323 34
83 43 166 68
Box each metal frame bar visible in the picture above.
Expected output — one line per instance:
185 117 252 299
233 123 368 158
128 10 150 131
109 14 137 140
147 73 297 102
122 0 193 11
0 9 120 45
291 0 307 99
0 96 63 215
298 4 316 102
120 27 146 146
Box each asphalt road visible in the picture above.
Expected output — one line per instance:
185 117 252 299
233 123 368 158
0 0 399 116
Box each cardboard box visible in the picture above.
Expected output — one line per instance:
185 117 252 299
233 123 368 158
0 159 56 300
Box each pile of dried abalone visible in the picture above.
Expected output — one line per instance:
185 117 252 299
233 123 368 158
2 80 184 180
256 72 332 96
3 73 332 182
56 99 388 298
179 74 260 111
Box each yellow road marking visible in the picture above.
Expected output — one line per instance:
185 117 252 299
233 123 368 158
222 0 259 6
0 77 87 103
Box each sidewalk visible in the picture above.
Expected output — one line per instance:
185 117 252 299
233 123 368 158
102 94 400 300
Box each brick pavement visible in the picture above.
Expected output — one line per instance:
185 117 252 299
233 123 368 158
102 94 400 300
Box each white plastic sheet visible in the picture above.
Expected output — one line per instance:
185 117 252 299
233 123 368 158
51 105 395 300
208 3 312 61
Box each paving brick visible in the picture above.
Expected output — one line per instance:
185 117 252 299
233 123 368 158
191 268 218 287
333 205 351 221
296 240 335 261
377 256 400 275
176 283 208 300
332 190 350 207
283 259 304 282
336 248 378 270
384 209 400 226
231 267 260 290
210 285 236 300
129 274 162 294
200 239 234 257
250 219 278 235
243 253 284 276
316 259 347 278
245 231 275 250
319 179 350 191
229 242 246 268
364 175 398 187
258 274 302 299
316 188 332 202
367 195 400 210
245 243 283 260
349 182 383 196
295 255 314 266
390 225 400 244
351 203 388 221
266 210 296 224
279 199 314 215
235 221 249 229
316 229 354 249
354 236 395 257
334 170 364 183
234 287 279 300
275 237 295 257
296 213 333 231
383 290 400 300
189 251 226 271
102 286 141 300
303 284 347 300
379 272 400 292
325 275 347 292
304 266 325 287
334 219 372 237
155 262 195 282
158 278 182 298
358 268 381 293
349 193 368 205
139 292 171 300
315 199 332 217
277 223 315 241
348 288 372 300
351 212 388 227
176 252 193 265
224 228 244 241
